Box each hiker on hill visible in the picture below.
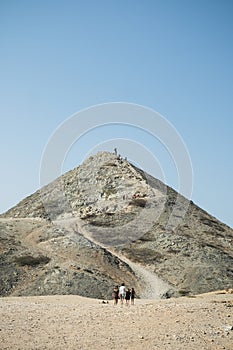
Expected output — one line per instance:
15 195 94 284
131 287 136 305
112 286 119 305
119 283 126 304
125 288 131 305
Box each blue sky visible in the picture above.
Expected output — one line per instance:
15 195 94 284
0 0 233 227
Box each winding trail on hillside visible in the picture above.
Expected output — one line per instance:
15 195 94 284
55 218 172 299
115 256 171 299
0 217 172 298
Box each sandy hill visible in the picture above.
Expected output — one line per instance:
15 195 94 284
0 151 233 298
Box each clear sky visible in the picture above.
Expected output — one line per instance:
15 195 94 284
1 0 233 228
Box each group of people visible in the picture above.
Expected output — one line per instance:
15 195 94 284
112 283 135 305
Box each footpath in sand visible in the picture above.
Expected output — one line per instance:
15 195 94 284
56 217 172 299
0 291 233 350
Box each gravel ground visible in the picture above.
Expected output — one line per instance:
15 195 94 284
0 291 232 350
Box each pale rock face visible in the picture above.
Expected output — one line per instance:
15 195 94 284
64 152 152 217
60 152 167 245
1 152 166 223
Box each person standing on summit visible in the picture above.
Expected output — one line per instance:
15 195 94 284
119 283 126 304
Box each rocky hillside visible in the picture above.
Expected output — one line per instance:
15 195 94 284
1 151 233 298
0 218 139 298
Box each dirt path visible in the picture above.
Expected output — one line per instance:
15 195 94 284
118 257 171 298
0 216 171 298
55 218 171 299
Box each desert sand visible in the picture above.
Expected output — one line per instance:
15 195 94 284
0 291 232 350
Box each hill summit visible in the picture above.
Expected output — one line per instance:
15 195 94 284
0 151 233 298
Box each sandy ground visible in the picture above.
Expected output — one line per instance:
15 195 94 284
0 291 233 350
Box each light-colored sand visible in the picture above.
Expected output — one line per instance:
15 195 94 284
0 292 232 350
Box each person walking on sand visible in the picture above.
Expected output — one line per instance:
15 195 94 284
125 288 131 305
119 283 126 304
112 286 119 305
131 287 136 305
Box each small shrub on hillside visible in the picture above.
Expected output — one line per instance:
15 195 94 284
14 255 50 267
129 198 147 207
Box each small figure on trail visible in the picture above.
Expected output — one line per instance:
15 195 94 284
125 288 131 305
114 148 117 156
131 287 136 305
112 286 119 305
119 283 126 304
